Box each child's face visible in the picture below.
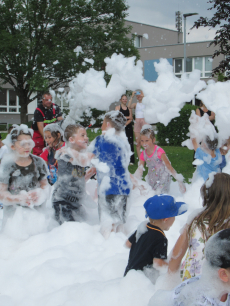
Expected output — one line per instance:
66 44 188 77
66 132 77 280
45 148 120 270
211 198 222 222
141 135 155 149
69 128 88 150
11 134 34 157
44 131 57 148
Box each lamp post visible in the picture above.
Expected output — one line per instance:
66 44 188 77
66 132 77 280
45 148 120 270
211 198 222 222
183 13 198 73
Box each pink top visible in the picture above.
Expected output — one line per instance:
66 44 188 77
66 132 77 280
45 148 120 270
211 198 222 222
140 145 165 161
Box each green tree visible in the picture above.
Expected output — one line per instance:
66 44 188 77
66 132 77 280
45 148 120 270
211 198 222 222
192 0 230 80
0 0 139 123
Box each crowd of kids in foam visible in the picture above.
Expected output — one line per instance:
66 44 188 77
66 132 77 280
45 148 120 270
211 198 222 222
1 101 230 306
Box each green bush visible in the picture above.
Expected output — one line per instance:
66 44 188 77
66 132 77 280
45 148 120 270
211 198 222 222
62 108 105 128
156 104 198 146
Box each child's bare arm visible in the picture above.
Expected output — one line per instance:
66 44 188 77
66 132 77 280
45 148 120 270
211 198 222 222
161 154 186 193
127 91 136 109
40 178 48 189
153 258 168 267
85 167 96 182
134 160 145 180
209 111 215 121
0 183 29 206
168 226 189 274
125 240 132 248
191 138 198 151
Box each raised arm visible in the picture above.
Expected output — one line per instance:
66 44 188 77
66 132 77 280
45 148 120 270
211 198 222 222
191 138 198 151
168 226 189 273
127 91 136 109
195 108 201 117
209 111 215 122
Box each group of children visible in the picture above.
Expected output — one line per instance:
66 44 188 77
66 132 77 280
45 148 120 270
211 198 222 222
1 101 230 303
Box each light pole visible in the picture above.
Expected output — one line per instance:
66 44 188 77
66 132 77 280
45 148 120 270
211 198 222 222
183 13 198 73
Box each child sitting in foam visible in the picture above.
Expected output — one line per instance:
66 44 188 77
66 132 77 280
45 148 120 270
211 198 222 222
40 123 65 185
52 124 94 224
134 125 186 194
0 124 49 226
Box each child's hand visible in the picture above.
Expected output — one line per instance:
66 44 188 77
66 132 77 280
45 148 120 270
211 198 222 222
138 185 148 195
17 193 32 207
27 190 39 204
179 182 186 194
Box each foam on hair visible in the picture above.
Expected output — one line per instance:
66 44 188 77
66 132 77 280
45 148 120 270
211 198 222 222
205 229 230 269
205 135 219 151
104 110 126 132
3 124 33 148
140 125 155 140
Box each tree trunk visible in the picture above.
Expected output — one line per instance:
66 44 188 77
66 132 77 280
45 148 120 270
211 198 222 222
19 96 28 124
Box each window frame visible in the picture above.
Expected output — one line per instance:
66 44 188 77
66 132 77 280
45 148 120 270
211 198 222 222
0 89 20 113
173 56 213 78
133 35 142 48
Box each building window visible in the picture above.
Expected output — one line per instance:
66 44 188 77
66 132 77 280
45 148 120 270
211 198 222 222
0 89 19 113
174 56 213 78
134 35 142 48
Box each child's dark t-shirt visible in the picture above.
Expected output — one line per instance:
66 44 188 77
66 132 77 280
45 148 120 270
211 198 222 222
0 154 48 195
52 153 86 208
124 223 168 276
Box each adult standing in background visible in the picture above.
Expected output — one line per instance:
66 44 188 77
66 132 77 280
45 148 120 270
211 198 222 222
115 95 135 164
32 92 63 156
127 90 147 158
195 101 215 124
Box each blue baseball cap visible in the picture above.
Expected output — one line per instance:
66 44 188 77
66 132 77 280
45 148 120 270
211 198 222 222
143 195 187 219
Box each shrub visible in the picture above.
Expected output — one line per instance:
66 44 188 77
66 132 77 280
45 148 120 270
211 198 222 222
156 104 198 146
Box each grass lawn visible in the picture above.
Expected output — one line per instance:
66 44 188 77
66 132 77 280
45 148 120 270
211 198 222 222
87 128 195 183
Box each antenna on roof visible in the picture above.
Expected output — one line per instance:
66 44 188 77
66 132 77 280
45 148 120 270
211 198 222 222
175 11 182 43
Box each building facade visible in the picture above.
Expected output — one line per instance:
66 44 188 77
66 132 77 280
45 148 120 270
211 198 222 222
0 20 223 127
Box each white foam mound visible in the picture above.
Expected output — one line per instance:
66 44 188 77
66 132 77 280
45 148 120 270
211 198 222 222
58 54 205 128
0 176 205 305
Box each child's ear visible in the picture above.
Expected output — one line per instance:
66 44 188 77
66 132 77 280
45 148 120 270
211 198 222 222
218 268 230 283
11 144 16 151
69 137 74 143
163 218 169 222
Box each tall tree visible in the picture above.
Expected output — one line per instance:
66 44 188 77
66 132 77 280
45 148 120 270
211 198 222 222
0 0 139 123
192 0 230 80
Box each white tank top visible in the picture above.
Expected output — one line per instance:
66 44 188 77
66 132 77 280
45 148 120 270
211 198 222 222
135 102 145 118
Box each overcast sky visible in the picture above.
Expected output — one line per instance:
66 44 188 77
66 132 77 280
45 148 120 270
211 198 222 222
126 0 217 42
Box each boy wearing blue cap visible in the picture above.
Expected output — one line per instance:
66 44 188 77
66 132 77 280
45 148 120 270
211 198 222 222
124 194 187 277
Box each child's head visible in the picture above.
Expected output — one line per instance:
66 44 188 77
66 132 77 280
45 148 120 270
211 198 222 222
5 124 34 157
140 125 155 148
205 229 230 284
143 195 187 231
64 124 88 150
204 135 219 151
190 173 230 239
43 123 63 148
101 111 126 132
